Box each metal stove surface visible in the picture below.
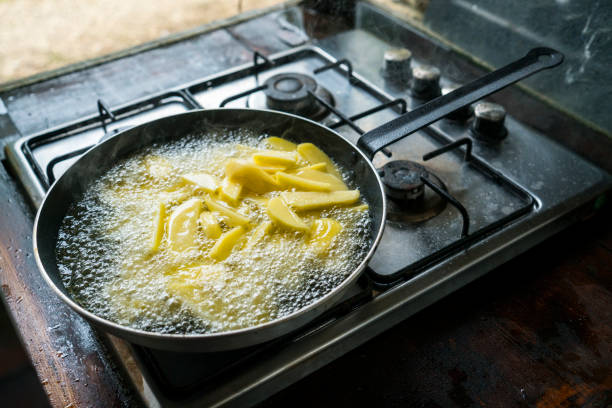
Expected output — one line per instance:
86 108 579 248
9 45 538 282
4 28 611 408
190 49 536 281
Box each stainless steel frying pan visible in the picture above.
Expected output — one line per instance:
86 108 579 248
33 48 563 352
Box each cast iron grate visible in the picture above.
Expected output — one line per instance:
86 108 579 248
16 45 534 284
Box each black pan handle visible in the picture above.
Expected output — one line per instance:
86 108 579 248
357 47 564 159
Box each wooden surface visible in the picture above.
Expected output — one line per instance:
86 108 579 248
262 204 612 407
0 164 137 407
0 297 49 407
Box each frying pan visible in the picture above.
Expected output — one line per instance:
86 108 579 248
34 48 563 352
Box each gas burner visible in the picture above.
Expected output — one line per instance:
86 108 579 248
248 72 334 120
378 160 448 223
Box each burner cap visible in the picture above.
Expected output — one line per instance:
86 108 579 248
379 160 428 201
248 72 334 121
378 160 448 223
264 73 317 107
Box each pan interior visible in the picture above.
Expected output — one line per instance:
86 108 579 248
41 110 384 336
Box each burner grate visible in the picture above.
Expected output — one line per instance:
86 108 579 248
8 45 535 285
130 276 373 402
19 91 198 190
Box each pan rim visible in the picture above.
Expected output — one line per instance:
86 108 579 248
33 108 387 346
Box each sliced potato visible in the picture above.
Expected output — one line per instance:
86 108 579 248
245 221 272 249
292 168 348 191
181 173 219 193
166 264 228 314
309 218 342 254
166 262 273 325
296 143 341 178
348 203 370 212
275 171 332 192
167 198 203 251
151 202 166 251
257 164 288 173
225 159 278 193
204 197 250 226
264 136 297 151
199 211 222 239
281 190 360 211
167 263 227 293
219 177 242 205
267 197 309 232
291 162 327 172
157 189 192 206
252 150 298 167
209 226 245 261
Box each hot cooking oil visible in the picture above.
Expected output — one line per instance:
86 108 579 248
56 129 372 334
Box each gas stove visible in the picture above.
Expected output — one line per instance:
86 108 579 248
3 2 611 407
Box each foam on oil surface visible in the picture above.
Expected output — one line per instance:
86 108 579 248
56 129 372 334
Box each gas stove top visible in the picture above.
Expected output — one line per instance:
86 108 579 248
3 3 611 407
5 43 537 283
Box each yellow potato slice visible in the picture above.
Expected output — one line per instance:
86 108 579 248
309 218 343 254
296 143 341 178
267 197 309 232
167 198 203 251
219 177 242 205
166 263 228 314
252 150 298 167
204 197 250 226
167 264 226 293
225 159 278 193
291 162 327 172
348 203 370 212
209 226 245 261
199 211 222 239
181 173 219 193
151 202 166 251
276 172 332 192
257 164 288 173
157 189 192 206
280 190 360 211
264 136 297 151
292 168 348 191
166 263 274 327
144 156 174 179
245 221 272 249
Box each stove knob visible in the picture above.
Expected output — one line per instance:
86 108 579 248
442 84 473 121
410 64 441 100
383 48 412 83
471 102 507 142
